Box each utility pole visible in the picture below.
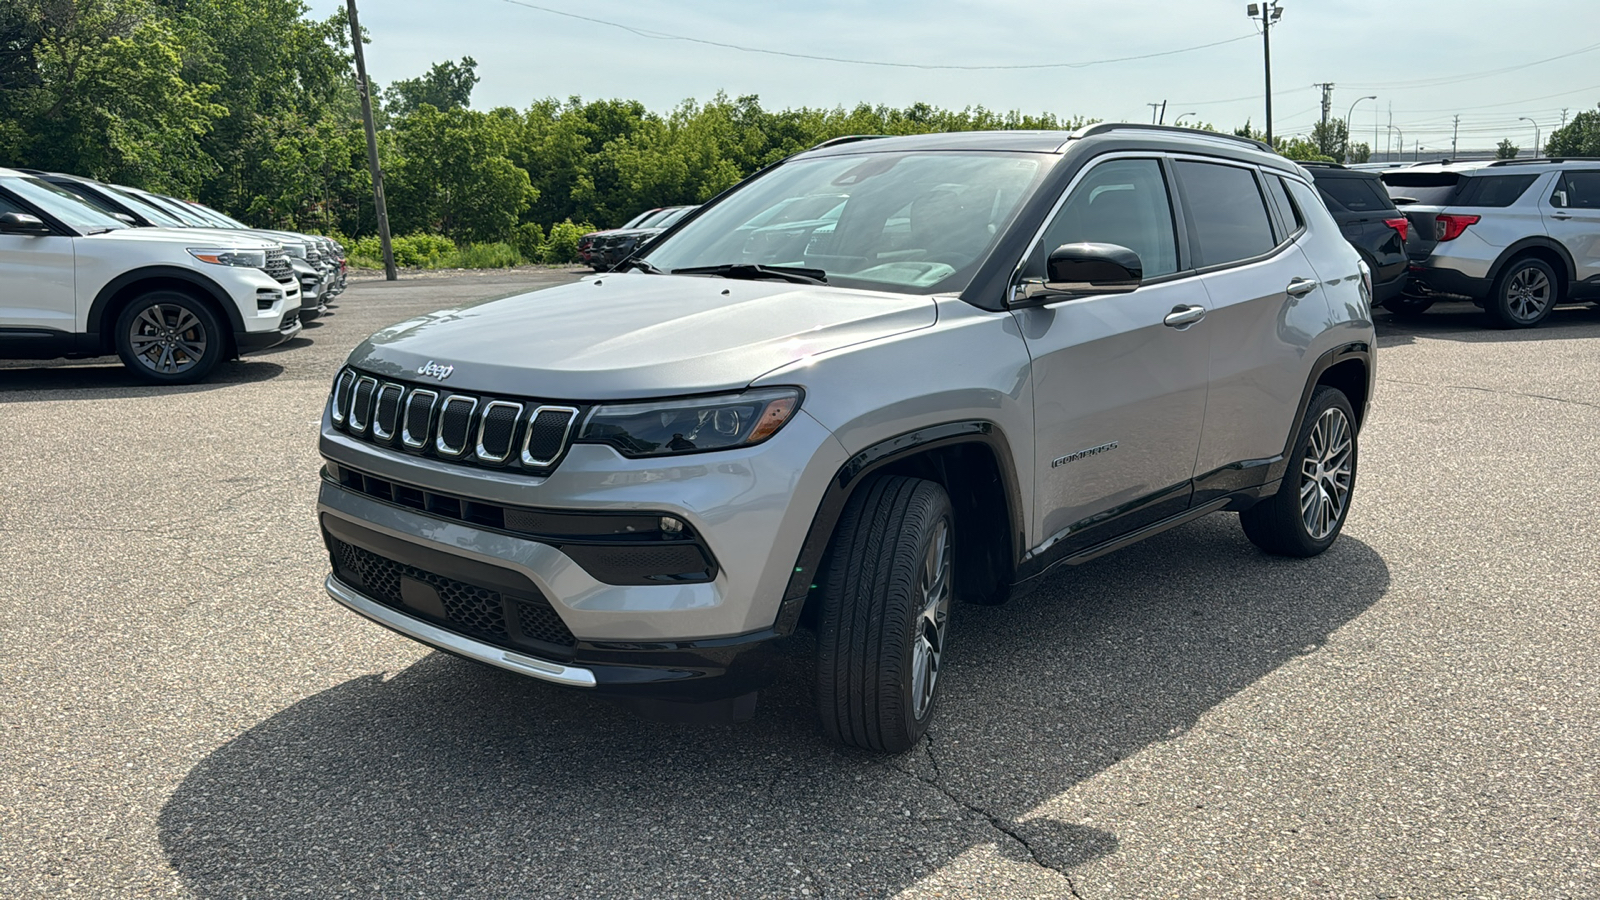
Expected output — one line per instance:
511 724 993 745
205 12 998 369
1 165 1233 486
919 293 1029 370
1451 114 1460 158
1560 108 1570 129
347 0 396 281
1313 82 1335 155
1159 100 1167 125
1148 102 1162 124
1247 3 1284 144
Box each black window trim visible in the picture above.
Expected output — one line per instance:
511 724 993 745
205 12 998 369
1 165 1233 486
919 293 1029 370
0 183 78 237
1166 152 1296 276
1007 150 1199 303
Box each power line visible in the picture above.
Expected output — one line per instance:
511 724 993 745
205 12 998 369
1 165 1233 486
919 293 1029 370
497 0 1258 71
1340 41 1600 90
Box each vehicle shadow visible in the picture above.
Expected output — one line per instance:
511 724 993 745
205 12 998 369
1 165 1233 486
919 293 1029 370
0 359 288 399
157 515 1389 897
1375 301 1600 347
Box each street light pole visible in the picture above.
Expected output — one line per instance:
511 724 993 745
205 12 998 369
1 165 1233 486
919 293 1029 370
1173 112 1199 127
1247 3 1284 145
1345 95 1376 162
1519 117 1541 158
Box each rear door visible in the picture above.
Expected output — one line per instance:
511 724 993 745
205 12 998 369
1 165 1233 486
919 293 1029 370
1546 170 1600 295
1011 155 1210 548
1319 174 1407 287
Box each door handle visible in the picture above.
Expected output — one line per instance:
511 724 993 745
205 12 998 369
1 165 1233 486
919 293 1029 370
1551 212 1573 220
1286 277 1319 298
1163 305 1207 328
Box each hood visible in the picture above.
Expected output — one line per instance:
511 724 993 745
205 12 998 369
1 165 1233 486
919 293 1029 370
347 273 938 399
86 227 276 250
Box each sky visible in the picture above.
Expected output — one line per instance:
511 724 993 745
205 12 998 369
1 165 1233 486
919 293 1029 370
319 0 1600 158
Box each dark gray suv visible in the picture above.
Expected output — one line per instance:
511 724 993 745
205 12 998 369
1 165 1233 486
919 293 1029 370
319 125 1376 752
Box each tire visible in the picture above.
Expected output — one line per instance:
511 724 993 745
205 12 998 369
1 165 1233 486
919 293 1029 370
815 476 954 753
1240 386 1358 558
1486 256 1558 328
113 289 226 385
1383 294 1434 317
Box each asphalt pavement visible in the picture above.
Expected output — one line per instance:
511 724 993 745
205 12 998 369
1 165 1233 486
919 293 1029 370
2 273 1597 898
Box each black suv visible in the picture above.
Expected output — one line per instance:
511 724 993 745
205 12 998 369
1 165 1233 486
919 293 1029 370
1303 163 1409 308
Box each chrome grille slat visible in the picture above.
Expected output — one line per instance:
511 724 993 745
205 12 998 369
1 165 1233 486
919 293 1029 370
329 368 577 473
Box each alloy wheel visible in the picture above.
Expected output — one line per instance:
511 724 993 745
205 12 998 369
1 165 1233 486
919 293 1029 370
1505 266 1552 323
910 517 952 719
127 303 208 375
1299 408 1353 540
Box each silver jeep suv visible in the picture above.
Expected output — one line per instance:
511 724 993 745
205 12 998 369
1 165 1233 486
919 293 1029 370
1381 159 1600 327
319 125 1376 752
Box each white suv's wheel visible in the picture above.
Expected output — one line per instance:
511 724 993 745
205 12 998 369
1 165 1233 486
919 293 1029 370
114 290 225 384
1487 257 1558 328
815 476 953 753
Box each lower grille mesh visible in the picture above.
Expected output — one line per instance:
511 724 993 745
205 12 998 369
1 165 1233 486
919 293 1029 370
328 536 576 649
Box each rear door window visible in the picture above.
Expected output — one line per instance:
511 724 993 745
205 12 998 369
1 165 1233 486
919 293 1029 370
1557 171 1600 209
1173 160 1276 267
1453 174 1538 208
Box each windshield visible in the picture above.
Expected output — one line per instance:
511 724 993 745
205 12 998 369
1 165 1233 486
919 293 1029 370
652 206 695 229
635 207 681 228
3 176 130 232
642 151 1047 294
103 185 188 227
128 189 213 226
188 201 250 229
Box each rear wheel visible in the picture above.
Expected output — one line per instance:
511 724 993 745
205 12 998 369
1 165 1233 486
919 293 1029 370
1486 257 1557 328
113 290 225 384
1241 386 1357 557
815 476 953 753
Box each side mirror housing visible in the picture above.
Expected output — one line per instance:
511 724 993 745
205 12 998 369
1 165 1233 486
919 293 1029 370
113 212 138 225
0 211 53 236
1013 242 1143 306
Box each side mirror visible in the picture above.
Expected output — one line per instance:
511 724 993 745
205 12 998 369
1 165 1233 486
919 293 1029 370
0 211 53 236
113 212 138 225
1014 242 1143 305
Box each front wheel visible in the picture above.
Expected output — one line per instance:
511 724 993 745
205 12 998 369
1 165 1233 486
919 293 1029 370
815 476 954 753
1240 386 1358 557
1487 257 1557 328
113 291 225 384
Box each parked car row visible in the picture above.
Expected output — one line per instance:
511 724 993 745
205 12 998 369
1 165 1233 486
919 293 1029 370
1376 157 1600 327
0 167 346 383
577 205 697 271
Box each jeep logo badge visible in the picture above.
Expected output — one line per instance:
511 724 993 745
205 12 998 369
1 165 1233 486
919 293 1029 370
417 361 454 381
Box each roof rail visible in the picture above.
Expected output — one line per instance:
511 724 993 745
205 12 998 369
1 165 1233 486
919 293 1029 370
1486 156 1600 166
1298 161 1348 169
808 134 889 151
1069 123 1273 153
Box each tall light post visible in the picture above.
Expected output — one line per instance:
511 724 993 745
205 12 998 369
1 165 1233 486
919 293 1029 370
1174 112 1199 127
1519 116 1541 158
1345 95 1376 162
1387 125 1402 164
1247 2 1284 144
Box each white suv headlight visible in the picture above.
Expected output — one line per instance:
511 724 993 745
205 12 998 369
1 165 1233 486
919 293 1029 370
188 248 268 268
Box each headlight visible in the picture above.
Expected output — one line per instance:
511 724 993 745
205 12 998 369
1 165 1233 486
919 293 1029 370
282 241 307 259
576 388 802 457
188 248 268 268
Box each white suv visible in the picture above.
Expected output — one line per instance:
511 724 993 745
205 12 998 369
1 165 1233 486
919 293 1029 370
0 168 302 383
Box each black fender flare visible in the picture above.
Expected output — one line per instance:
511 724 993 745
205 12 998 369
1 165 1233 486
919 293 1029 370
87 266 246 338
776 420 1026 632
1486 237 1576 287
1267 341 1373 484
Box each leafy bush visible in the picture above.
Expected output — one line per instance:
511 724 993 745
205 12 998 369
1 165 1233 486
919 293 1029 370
541 220 593 264
511 222 545 261
347 233 458 268
450 242 522 269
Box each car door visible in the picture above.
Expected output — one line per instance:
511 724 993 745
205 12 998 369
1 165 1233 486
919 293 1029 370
1009 156 1210 552
1546 170 1600 295
1176 160 1331 500
0 192 77 334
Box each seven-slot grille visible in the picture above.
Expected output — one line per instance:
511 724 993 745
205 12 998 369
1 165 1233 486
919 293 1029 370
330 367 579 473
263 248 294 284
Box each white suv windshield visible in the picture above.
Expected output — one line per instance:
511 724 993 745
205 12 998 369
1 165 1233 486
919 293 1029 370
642 151 1047 294
5 176 130 232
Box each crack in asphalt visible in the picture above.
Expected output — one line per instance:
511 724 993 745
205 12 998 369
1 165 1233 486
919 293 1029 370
882 732 1086 898
1380 377 1600 411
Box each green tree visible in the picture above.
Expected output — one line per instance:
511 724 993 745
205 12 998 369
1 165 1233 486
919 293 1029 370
1312 118 1349 162
1495 138 1520 160
386 56 479 117
1544 106 1600 157
1348 142 1372 164
387 105 536 242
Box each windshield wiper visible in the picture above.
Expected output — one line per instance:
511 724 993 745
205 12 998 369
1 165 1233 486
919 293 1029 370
671 263 828 285
84 227 118 235
616 257 665 274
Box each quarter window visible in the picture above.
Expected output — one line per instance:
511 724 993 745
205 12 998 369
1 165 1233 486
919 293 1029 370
1030 158 1178 279
1558 171 1600 209
1264 174 1302 241
1174 161 1276 267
